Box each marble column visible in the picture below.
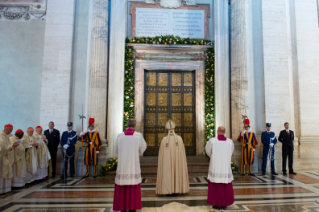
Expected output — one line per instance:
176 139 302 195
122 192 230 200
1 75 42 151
230 0 248 139
214 0 231 137
107 0 127 158
39 0 75 131
87 0 109 140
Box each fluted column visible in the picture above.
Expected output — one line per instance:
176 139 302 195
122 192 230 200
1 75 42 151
214 0 230 137
230 0 248 139
87 0 109 140
107 0 127 158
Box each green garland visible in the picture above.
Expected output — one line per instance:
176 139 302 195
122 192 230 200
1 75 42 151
123 36 215 145
125 35 213 46
100 158 118 176
123 46 135 130
205 49 215 142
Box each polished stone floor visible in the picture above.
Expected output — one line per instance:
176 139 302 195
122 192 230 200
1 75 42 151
2 171 319 211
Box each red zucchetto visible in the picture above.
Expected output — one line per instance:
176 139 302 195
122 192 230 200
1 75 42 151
16 129 23 133
35 126 42 129
28 127 33 130
4 124 13 128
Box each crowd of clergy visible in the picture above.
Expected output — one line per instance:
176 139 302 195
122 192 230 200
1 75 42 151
0 124 50 194
0 118 102 195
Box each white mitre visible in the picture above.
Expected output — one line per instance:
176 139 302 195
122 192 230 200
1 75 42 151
160 0 181 8
166 119 176 130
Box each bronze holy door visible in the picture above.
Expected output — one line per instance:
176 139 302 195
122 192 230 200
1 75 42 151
144 71 196 156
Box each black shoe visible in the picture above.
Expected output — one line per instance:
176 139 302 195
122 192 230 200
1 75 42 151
213 206 221 209
272 172 278 175
60 175 65 179
70 175 74 178
129 210 136 212
262 172 266 175
283 172 287 176
220 206 227 210
52 174 56 178
241 174 245 176
289 172 297 175
248 173 255 176
93 175 97 178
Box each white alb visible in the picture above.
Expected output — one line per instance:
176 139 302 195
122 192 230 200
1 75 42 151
205 137 234 184
115 132 147 185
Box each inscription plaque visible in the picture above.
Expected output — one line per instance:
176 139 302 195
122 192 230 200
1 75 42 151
135 8 205 38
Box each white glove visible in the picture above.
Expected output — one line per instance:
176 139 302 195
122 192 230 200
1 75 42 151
253 149 255 152
80 132 84 137
241 131 246 136
270 143 274 147
63 144 69 149
96 151 99 154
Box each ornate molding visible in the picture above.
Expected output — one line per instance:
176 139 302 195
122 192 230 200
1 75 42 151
133 52 207 61
184 0 197 5
145 0 157 3
160 0 182 8
0 0 47 21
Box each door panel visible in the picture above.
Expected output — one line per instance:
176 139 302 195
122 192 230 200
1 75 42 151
144 71 196 156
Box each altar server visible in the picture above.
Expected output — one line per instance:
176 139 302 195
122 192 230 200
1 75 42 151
0 124 14 194
60 122 78 179
79 118 102 178
23 127 38 183
237 118 258 176
113 119 147 212
156 119 189 195
10 129 27 187
33 126 51 180
206 126 234 210
261 123 278 175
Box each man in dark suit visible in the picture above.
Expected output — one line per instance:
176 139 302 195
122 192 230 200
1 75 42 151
278 122 297 175
44 121 60 178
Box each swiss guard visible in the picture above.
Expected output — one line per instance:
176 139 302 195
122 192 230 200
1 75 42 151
261 123 278 175
79 118 102 178
60 122 78 179
237 117 258 176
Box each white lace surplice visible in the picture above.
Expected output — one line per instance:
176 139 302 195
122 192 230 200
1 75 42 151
205 137 234 184
115 132 147 185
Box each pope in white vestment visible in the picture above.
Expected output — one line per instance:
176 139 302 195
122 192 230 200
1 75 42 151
205 126 235 210
33 126 51 180
10 129 27 187
0 124 15 194
156 120 189 195
23 127 38 183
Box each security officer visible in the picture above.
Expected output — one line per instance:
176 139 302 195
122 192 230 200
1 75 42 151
60 122 78 179
261 123 278 175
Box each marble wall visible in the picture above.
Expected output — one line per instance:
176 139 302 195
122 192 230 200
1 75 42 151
0 20 45 129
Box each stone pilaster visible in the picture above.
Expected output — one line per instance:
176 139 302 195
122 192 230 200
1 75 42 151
214 0 230 137
230 0 248 139
87 0 109 140
39 0 75 131
107 0 127 158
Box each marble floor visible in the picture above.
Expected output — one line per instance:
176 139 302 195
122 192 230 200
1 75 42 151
2 171 319 211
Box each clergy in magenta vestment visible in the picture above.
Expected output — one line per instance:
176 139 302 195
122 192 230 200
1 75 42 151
10 129 27 187
0 124 14 194
205 126 235 209
23 127 38 184
113 119 147 212
156 120 189 195
33 126 51 180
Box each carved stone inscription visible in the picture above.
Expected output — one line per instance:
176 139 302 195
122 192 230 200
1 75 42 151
135 8 204 38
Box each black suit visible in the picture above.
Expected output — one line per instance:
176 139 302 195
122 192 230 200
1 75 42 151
278 129 294 173
44 128 60 176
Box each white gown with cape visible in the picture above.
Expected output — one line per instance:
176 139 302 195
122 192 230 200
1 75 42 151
156 124 189 195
